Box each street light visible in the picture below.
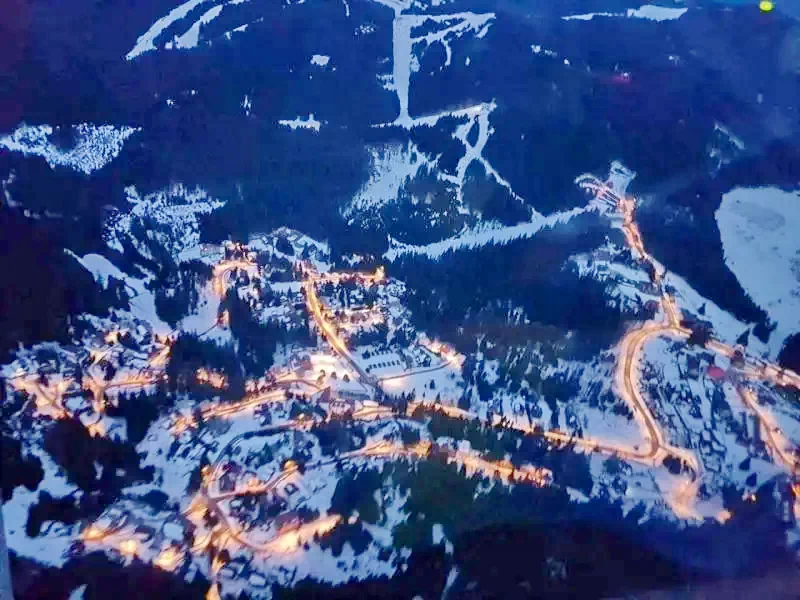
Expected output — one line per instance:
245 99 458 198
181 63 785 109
82 525 104 541
154 546 182 571
120 539 137 556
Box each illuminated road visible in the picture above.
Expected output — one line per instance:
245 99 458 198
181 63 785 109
301 258 699 484
71 209 800 576
9 376 71 419
592 179 704 482
172 379 324 434
212 259 259 296
737 386 799 472
200 437 402 551
302 252 708 501
587 178 798 484
199 430 552 552
303 275 374 384
83 372 164 414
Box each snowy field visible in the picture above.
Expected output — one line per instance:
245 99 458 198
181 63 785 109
716 186 800 353
70 252 171 335
342 142 429 221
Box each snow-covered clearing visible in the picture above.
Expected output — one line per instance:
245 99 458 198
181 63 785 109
0 123 139 175
179 282 231 344
716 186 800 353
223 22 250 40
105 184 225 262
278 114 322 132
126 0 256 58
250 227 332 273
759 385 800 452
69 252 171 335
627 4 688 21
563 5 688 22
5 449 79 566
384 205 589 261
343 142 429 220
126 0 209 59
69 585 87 600
173 4 224 49
380 358 464 403
389 12 495 126
531 44 558 57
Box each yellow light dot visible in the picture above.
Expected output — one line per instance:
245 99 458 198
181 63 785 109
759 1 774 12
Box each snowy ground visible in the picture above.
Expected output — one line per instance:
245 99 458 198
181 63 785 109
107 184 225 261
380 358 464 403
70 251 172 335
0 123 139 174
126 0 212 59
4 146 799 592
641 338 783 496
171 4 224 50
4 448 79 567
716 186 800 354
385 206 592 261
562 4 688 22
342 142 430 222
755 383 800 453
278 114 322 132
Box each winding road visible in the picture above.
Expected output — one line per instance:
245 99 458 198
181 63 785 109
300 174 800 518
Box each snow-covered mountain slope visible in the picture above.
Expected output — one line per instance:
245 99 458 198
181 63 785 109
716 186 800 353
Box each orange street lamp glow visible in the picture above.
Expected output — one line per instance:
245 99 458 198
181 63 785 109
86 422 106 438
154 546 182 571
83 525 104 541
120 539 138 555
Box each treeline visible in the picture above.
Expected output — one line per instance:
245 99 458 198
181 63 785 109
380 166 470 245
10 552 209 600
0 207 119 359
413 406 594 495
639 138 800 341
1 433 44 502
43 419 152 494
153 259 213 327
165 332 244 399
278 455 795 600
393 212 640 356
778 333 800 373
17 416 156 538
221 288 312 377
